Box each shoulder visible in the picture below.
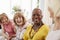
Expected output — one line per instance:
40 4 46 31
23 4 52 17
40 24 50 34
42 24 50 30
26 24 33 29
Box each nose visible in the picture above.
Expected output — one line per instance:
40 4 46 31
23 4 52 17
35 15 38 19
18 18 19 20
35 18 38 19
17 18 20 21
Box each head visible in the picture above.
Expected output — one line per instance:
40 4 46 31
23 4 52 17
32 8 43 24
0 13 9 25
13 12 26 26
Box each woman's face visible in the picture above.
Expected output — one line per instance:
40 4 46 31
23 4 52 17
1 16 9 24
15 16 24 26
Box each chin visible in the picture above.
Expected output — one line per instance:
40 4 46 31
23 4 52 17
20 24 22 25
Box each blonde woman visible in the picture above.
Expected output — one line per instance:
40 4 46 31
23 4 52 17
23 8 49 40
13 12 28 40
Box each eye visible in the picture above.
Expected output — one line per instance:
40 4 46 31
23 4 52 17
5 18 8 20
33 14 35 16
37 14 40 16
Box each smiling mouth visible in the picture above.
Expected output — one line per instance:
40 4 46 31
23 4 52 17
17 21 21 23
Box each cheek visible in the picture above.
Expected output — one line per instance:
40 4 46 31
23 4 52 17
32 17 34 21
38 17 42 20
20 18 23 22
2 20 6 24
21 18 23 21
21 20 24 23
58 20 60 23
2 19 5 23
2 21 4 23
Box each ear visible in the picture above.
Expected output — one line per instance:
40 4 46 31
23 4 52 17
48 7 54 19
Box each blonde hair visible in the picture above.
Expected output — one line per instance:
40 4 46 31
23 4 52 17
13 12 26 26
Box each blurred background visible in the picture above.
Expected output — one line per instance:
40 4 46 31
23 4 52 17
0 0 60 26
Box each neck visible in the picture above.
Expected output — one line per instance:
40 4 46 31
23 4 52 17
32 21 44 32
34 21 43 27
18 25 23 28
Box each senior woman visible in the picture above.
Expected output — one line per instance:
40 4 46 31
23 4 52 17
23 8 49 40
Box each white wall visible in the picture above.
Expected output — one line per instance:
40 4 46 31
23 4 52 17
0 0 46 23
0 0 40 19
0 0 10 14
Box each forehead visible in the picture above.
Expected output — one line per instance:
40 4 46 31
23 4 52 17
15 16 21 19
32 9 42 15
1 16 8 19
